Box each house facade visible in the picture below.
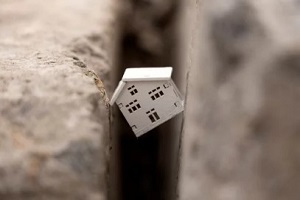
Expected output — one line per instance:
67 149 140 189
110 67 184 137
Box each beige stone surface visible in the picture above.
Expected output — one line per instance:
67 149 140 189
0 0 119 199
180 0 300 200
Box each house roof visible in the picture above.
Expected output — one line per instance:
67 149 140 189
110 67 173 105
122 67 173 81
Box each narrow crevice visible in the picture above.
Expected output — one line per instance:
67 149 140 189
111 1 184 199
68 41 118 200
68 2 185 199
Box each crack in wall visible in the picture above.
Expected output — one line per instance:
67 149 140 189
70 52 110 108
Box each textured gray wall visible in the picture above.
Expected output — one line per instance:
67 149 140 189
0 0 119 199
180 0 300 200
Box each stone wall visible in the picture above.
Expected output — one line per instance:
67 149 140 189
180 0 300 200
3 0 300 199
0 0 119 199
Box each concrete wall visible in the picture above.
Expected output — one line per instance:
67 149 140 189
180 0 300 200
0 0 119 199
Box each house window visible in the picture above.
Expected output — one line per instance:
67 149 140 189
148 86 164 100
126 99 141 113
146 108 160 123
128 85 138 96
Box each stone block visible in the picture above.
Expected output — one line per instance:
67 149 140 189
180 1 300 200
0 0 119 199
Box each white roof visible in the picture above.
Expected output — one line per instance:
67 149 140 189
110 67 173 105
122 67 172 81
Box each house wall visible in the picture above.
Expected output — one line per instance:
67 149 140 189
116 80 183 136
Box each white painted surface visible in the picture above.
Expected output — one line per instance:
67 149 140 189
110 81 126 105
110 67 184 137
122 67 173 81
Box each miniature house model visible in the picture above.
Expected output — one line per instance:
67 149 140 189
110 67 184 137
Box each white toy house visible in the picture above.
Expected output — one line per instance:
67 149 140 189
110 67 184 137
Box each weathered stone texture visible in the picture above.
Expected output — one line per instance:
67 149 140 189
0 0 118 199
180 0 300 200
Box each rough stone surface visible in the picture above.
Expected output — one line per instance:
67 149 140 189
0 0 118 199
180 0 300 200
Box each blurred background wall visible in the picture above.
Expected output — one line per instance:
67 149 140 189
180 0 300 200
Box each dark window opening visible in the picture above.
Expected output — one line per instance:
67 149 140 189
126 99 141 113
127 85 134 90
153 112 160 120
150 89 165 100
148 112 160 123
128 85 138 95
149 114 156 123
